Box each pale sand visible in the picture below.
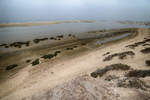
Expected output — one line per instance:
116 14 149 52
0 20 95 27
0 28 150 100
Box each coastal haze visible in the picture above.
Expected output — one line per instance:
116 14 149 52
0 0 150 23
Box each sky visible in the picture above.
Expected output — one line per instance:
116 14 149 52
0 0 150 23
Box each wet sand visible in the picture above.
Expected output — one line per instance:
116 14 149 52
0 28 150 100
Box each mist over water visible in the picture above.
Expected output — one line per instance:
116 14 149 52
0 0 150 23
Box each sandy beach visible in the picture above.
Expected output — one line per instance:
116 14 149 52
0 28 150 100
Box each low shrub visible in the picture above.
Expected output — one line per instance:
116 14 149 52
6 64 18 70
91 63 130 78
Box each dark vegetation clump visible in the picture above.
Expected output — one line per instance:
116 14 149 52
126 70 150 78
103 52 110 56
117 78 150 91
41 54 55 59
74 46 78 48
6 64 18 70
32 59 39 66
142 44 150 46
81 43 86 45
126 38 150 49
56 35 63 38
145 60 150 66
50 35 64 40
66 47 74 50
5 46 9 48
103 51 135 61
33 38 48 44
68 34 72 37
0 43 7 47
68 34 75 38
141 47 150 54
50 37 56 40
9 41 30 48
91 63 130 78
55 50 61 54
105 75 118 81
41 50 61 59
26 59 31 63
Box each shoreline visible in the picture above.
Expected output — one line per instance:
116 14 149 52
0 28 150 100
0 20 96 27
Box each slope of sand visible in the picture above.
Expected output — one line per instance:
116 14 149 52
0 28 150 100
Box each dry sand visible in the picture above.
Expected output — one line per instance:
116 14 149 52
0 20 95 27
0 28 150 100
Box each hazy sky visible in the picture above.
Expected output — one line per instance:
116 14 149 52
0 0 150 23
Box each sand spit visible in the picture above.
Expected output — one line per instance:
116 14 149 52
0 28 150 100
0 20 95 27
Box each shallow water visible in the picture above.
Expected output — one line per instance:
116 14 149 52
0 21 148 43
95 33 131 45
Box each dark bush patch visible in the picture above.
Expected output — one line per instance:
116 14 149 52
26 59 31 63
73 46 78 48
103 52 110 56
33 38 48 44
41 54 54 59
56 35 63 38
41 51 61 60
105 75 118 81
103 51 135 61
91 63 130 78
142 44 150 46
68 34 72 37
66 47 73 50
6 64 18 70
0 43 7 47
126 70 150 78
81 43 86 45
9 41 30 48
141 47 150 54
145 60 150 66
5 46 9 48
126 38 150 49
50 37 55 40
55 50 61 54
118 78 150 91
32 59 39 66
